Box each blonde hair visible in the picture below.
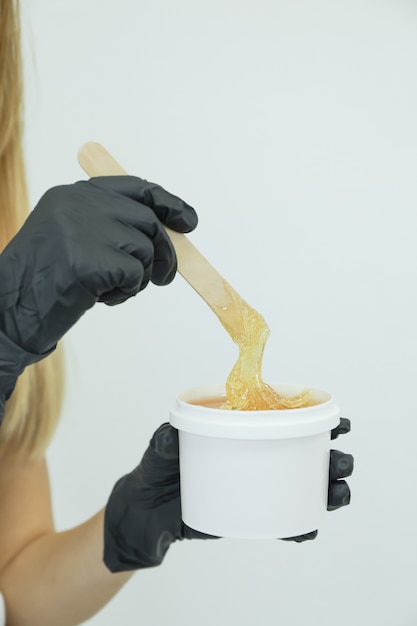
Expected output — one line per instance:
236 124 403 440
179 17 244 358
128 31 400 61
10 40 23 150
0 0 64 461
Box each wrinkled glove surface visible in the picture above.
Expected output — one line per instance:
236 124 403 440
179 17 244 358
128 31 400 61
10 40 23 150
104 419 353 571
104 423 214 572
0 176 197 420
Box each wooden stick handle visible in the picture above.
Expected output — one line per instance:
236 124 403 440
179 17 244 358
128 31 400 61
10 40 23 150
77 142 238 313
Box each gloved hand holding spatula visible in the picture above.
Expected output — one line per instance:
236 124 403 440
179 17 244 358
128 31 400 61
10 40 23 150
0 175 198 422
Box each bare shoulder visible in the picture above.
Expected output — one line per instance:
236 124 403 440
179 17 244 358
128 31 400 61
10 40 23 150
0 455 54 574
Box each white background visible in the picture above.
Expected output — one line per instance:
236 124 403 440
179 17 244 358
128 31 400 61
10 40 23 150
20 0 417 624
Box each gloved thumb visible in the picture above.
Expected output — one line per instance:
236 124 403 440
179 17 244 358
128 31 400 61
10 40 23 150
150 423 179 460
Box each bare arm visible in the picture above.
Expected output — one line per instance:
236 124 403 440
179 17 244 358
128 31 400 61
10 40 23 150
0 456 132 626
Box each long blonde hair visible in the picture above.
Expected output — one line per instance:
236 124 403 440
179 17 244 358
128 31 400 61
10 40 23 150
0 0 64 461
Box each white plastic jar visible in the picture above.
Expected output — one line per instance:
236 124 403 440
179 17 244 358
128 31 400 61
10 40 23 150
169 383 340 539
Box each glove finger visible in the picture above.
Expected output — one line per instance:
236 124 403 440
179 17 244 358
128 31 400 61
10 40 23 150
89 176 198 233
106 221 176 288
282 530 318 543
328 479 351 511
329 450 354 481
150 423 179 460
133 434 180 493
331 417 351 440
73 184 178 287
104 207 177 286
79 246 149 303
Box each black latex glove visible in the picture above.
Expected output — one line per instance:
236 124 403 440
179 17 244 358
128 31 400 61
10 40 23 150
104 423 214 572
104 419 353 572
0 176 197 421
283 417 353 543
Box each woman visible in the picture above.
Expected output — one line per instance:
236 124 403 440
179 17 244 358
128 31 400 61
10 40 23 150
0 1 353 624
0 1 205 623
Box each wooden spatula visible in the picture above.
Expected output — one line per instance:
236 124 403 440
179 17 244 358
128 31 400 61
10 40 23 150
77 142 265 336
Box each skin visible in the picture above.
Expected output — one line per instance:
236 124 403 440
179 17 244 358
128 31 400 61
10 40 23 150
0 456 132 626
